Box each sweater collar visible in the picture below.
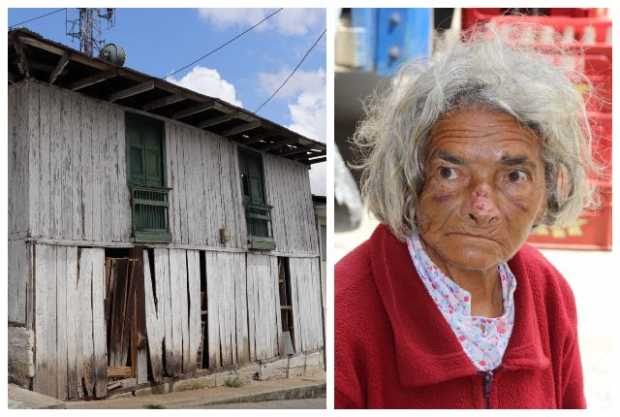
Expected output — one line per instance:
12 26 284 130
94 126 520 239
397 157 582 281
369 225 550 388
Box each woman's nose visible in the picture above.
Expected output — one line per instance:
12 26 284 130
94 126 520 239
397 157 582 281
464 182 500 226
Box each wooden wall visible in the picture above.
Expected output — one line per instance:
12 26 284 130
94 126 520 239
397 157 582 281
18 81 316 256
264 154 319 255
143 248 202 381
247 254 282 361
33 244 107 400
25 80 133 243
165 123 247 249
289 257 324 353
8 83 30 239
205 252 250 367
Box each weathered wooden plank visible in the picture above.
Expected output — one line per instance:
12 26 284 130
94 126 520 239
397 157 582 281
165 123 179 243
154 248 177 376
49 52 70 84
116 108 132 240
28 82 40 237
59 89 72 240
143 249 164 382
33 244 56 397
82 248 107 398
170 249 190 374
246 254 279 361
77 248 95 397
65 247 81 400
233 253 249 364
288 257 323 353
205 252 248 368
9 82 30 237
55 246 68 400
187 250 202 373
8 240 29 325
108 80 155 102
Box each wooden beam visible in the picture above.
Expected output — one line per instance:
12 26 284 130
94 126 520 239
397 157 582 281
49 52 71 85
108 80 155 102
221 121 262 137
171 101 216 119
242 133 271 145
142 94 186 111
69 70 117 91
20 35 110 71
261 138 297 152
11 35 30 78
279 145 316 157
197 113 236 129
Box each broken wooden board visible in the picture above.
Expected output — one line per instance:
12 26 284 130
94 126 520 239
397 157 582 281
34 244 107 400
247 254 281 362
206 252 249 368
288 257 324 353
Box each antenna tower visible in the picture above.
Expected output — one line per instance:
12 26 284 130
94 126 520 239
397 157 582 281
66 8 115 57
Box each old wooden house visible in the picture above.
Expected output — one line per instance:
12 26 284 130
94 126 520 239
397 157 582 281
7 29 326 400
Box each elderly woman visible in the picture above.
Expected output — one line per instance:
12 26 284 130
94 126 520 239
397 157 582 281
335 30 595 409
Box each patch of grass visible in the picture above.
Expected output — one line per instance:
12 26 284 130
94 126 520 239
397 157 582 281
144 404 165 409
224 375 243 388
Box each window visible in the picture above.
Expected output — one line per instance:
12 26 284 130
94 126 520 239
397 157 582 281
126 113 171 242
238 149 274 250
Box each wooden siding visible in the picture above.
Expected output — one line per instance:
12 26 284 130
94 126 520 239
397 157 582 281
8 83 30 238
165 122 247 248
8 239 32 326
143 248 202 380
247 254 281 361
289 257 324 353
19 81 316 255
263 154 319 255
26 81 132 243
205 252 250 368
33 244 107 400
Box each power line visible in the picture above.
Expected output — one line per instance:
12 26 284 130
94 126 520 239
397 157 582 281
9 8 67 29
255 28 326 114
166 8 283 78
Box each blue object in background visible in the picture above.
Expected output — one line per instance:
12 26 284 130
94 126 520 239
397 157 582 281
350 8 432 76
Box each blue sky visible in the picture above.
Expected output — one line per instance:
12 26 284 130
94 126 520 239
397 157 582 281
8 7 327 194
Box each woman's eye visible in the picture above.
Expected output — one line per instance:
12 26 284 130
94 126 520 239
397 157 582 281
507 170 528 183
438 166 458 180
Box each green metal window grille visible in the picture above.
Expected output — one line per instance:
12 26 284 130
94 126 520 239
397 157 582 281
126 112 171 242
239 149 275 250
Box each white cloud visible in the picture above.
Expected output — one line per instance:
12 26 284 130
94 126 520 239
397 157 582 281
166 66 243 107
258 68 325 99
258 68 326 195
197 8 323 36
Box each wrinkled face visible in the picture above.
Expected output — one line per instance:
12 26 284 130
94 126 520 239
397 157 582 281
415 107 547 272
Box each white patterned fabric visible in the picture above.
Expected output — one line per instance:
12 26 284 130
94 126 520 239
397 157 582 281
407 233 517 371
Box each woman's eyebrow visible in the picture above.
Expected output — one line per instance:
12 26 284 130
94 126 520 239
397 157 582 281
435 150 465 165
499 154 536 168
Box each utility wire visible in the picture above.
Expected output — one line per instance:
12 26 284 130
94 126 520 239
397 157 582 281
9 8 67 29
166 8 283 78
255 28 326 114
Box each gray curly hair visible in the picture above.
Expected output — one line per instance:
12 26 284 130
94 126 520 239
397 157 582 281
352 26 599 240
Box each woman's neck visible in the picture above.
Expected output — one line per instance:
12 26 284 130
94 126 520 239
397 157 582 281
420 238 504 317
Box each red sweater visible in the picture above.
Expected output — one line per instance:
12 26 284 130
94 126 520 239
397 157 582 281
335 225 585 409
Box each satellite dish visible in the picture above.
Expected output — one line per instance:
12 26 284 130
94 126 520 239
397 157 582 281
99 43 126 66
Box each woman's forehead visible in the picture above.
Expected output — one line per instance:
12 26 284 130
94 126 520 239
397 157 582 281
426 108 542 162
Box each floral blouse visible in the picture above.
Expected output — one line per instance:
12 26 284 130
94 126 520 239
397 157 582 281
407 233 517 372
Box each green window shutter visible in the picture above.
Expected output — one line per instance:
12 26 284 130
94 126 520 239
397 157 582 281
126 112 170 242
238 149 274 249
